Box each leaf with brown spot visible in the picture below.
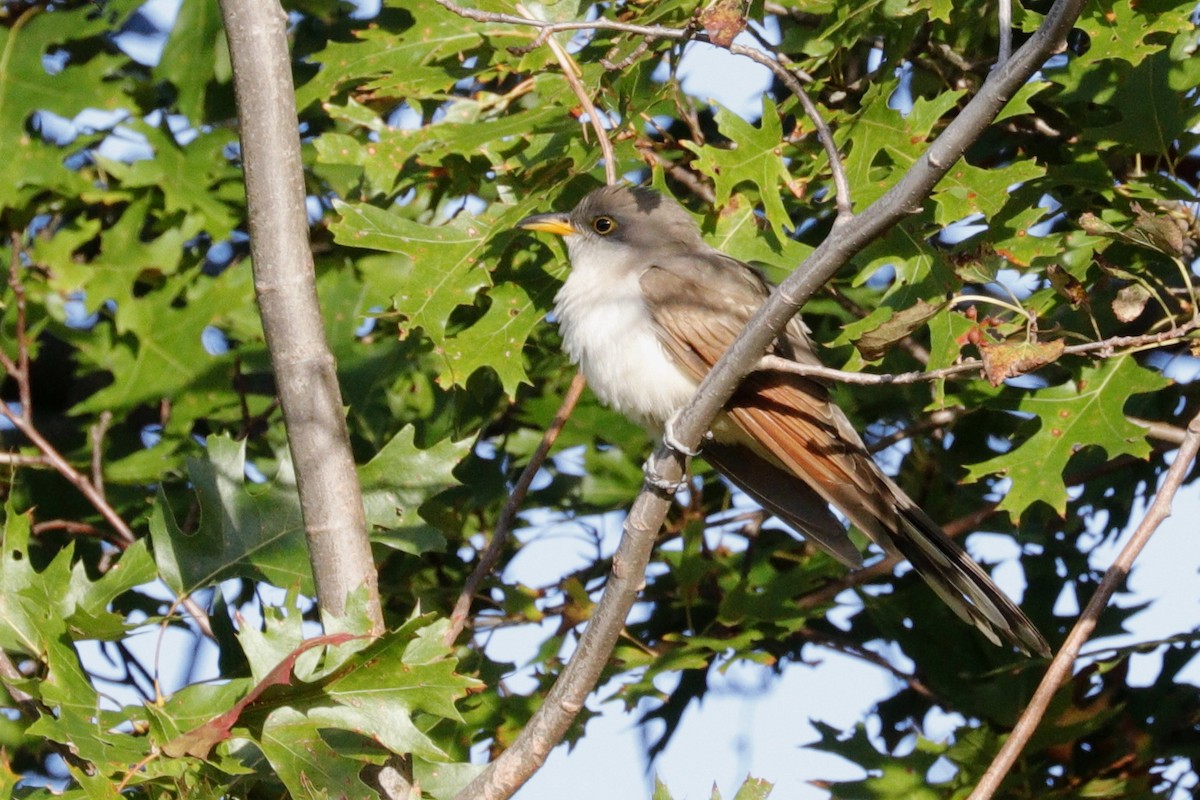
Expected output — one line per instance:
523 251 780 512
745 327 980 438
964 357 1170 517
977 338 1066 386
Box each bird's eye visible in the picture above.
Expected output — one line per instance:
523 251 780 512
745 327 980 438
591 215 617 235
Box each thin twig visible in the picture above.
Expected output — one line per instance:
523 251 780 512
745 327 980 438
966 410 1200 800
805 629 939 701
1129 416 1191 446
997 0 1013 67
444 373 587 647
724 43 854 224
6 233 32 422
0 399 135 546
90 411 113 498
515 4 618 185
866 408 962 454
0 452 50 467
755 321 1200 386
638 145 716 204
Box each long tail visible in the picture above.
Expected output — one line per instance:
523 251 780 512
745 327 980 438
883 497 1051 657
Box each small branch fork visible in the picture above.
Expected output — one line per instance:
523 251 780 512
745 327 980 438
967 409 1200 800
446 1 1089 799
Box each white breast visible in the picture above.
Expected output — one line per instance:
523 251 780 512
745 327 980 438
554 265 697 433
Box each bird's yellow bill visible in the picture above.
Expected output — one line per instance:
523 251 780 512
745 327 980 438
517 213 576 237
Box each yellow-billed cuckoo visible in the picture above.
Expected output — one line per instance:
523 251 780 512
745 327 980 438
518 185 1049 657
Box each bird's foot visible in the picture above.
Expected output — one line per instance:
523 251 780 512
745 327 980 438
642 458 688 494
662 411 706 458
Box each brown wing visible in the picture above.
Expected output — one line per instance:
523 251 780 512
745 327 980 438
637 253 861 565
639 254 1050 656
639 254 905 547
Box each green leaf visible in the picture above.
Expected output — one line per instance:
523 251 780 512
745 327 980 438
0 3 136 211
359 426 472 554
149 435 313 595
708 192 813 275
332 199 562 394
62 540 157 640
294 0 526 109
963 357 1171 517
71 266 252 416
684 97 796 236
1071 0 1194 67
839 87 965 208
0 505 64 655
35 196 201 314
931 159 1046 225
1088 50 1199 153
156 0 227 122
330 201 493 343
731 775 774 800
259 705 379 800
93 124 242 240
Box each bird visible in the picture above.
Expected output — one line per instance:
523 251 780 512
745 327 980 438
517 184 1050 657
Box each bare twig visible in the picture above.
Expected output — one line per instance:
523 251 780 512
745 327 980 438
1129 416 1191 446
31 519 107 537
0 451 50 467
89 411 113 497
755 321 1199 386
805 629 939 701
866 408 962 454
0 404 136 547
219 0 383 630
997 0 1013 67
724 43 854 224
638 145 716 204
444 373 587 647
515 4 617 185
966 409 1200 800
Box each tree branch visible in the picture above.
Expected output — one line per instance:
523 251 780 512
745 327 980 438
444 373 587 647
966 408 1200 799
452 1 1088 797
755 321 1199 386
219 0 383 630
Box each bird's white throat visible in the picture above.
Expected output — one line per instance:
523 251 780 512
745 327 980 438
553 244 697 433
